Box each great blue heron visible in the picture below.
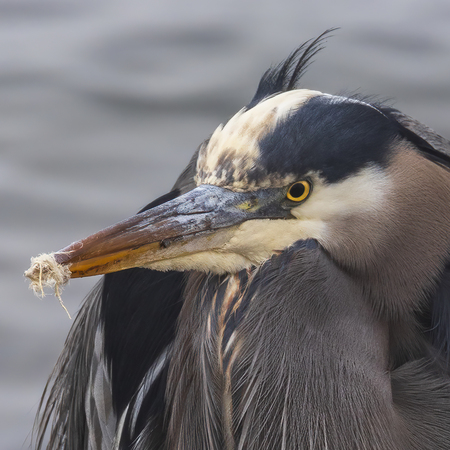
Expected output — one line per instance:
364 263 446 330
28 31 450 449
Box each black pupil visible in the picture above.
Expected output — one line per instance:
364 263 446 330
290 182 306 199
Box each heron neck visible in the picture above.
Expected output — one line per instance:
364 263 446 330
324 148 450 320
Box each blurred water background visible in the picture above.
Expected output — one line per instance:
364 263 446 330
1 0 449 448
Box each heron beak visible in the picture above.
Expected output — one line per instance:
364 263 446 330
48 184 288 278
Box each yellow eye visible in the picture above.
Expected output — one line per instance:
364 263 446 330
286 181 311 202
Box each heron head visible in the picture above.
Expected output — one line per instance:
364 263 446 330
43 88 450 284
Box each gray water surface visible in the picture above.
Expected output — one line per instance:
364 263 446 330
1 1 450 448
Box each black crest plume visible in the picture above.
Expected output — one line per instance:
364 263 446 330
247 28 337 109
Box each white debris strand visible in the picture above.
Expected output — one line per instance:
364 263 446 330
24 253 72 319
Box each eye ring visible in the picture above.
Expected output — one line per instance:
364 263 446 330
286 181 311 202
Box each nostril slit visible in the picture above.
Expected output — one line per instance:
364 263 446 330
160 239 171 249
